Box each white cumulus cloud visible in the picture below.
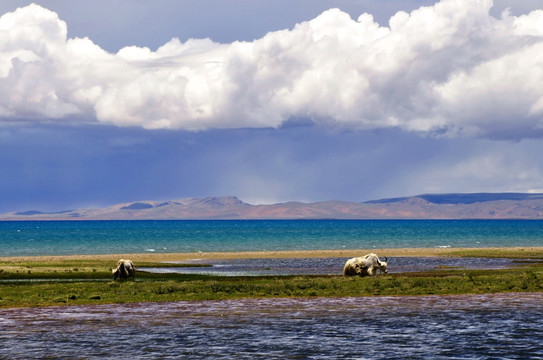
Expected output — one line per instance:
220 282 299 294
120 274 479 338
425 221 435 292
1 0 543 138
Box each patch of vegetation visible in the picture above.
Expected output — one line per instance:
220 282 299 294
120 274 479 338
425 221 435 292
0 259 211 281
0 263 542 308
446 248 543 259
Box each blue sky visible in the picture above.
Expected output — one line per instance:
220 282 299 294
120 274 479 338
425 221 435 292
1 0 543 212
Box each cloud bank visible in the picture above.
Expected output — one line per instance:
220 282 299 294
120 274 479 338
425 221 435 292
1 0 543 138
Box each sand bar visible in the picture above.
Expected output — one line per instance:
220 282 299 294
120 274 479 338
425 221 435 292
2 247 543 263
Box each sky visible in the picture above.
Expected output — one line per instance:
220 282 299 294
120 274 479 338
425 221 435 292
1 0 543 213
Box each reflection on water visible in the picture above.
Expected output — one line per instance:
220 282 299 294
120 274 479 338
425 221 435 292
145 256 522 276
1 293 542 359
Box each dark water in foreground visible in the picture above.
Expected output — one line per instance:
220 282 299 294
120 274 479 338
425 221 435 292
1 293 542 359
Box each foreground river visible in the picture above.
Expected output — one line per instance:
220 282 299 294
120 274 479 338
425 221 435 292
1 293 542 359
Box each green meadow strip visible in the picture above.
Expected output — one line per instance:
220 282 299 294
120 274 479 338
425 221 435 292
445 248 543 259
1 266 542 308
1 252 543 308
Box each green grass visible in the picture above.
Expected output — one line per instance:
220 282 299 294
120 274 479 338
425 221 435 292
1 255 542 308
1 267 542 308
445 248 543 259
0 260 210 280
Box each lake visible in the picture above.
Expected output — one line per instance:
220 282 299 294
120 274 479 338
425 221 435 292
2 219 543 257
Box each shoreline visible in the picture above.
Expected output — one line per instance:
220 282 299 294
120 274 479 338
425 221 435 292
2 247 543 263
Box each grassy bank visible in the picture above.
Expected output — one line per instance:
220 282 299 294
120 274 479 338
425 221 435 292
445 248 543 259
1 249 543 308
1 268 542 308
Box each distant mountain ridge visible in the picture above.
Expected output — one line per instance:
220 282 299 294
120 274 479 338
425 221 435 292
3 193 543 220
364 192 543 205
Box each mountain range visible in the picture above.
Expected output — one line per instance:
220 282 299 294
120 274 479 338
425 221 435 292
3 193 543 220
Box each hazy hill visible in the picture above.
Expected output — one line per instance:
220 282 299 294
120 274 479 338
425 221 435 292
3 193 543 220
365 193 543 205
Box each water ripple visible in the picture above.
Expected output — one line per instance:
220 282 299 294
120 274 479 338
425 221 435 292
1 293 542 359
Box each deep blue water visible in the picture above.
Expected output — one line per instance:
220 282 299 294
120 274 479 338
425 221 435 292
1 219 543 256
1 293 542 359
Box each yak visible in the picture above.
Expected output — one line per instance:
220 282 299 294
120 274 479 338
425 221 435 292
112 259 135 280
343 253 388 277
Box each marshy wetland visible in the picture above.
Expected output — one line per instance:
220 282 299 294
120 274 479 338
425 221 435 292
1 248 543 359
1 248 542 308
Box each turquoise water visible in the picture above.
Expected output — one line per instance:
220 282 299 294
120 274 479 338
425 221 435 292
1 220 542 257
